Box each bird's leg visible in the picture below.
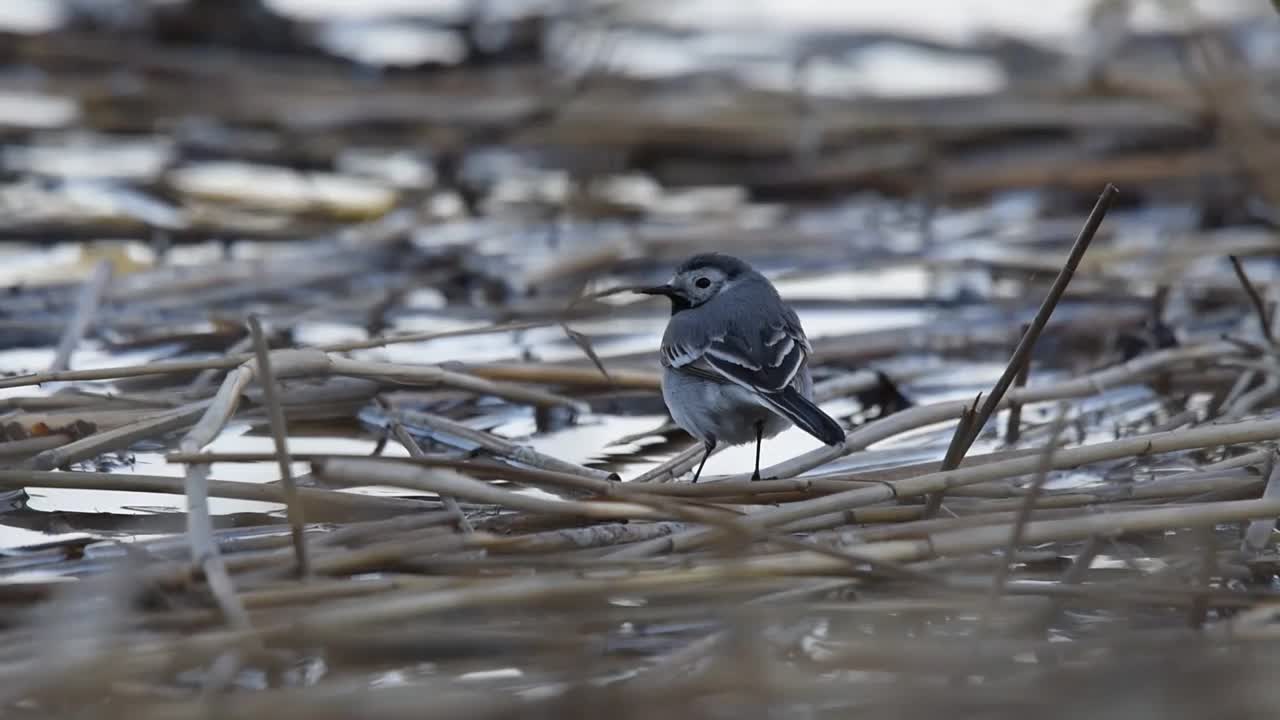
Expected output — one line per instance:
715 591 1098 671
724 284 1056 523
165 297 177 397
751 420 764 481
692 438 716 483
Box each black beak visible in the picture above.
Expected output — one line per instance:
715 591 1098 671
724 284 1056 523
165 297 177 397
637 284 678 298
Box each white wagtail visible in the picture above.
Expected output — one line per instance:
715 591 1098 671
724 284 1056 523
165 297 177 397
638 253 845 482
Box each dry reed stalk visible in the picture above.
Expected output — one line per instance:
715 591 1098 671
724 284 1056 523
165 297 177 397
0 350 588 411
958 184 1116 454
1228 255 1275 345
314 458 667 521
49 259 112 373
28 401 212 470
164 450 619 497
980 404 1068 632
389 422 472 533
460 362 662 390
383 408 613 483
1242 449 1280 552
0 469 432 517
925 396 980 518
247 315 310 577
0 434 72 460
326 357 587 410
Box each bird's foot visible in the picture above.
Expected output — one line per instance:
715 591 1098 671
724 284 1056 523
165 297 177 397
750 470 761 482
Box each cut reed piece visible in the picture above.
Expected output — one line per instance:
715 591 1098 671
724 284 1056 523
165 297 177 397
1228 255 1275 345
314 457 668 521
958 183 1117 457
49 259 113 373
164 451 616 497
27 401 211 470
389 422 473 533
247 314 310 577
982 404 1068 626
0 351 587 410
458 362 662 390
386 408 614 484
1242 450 1280 552
0 470 431 519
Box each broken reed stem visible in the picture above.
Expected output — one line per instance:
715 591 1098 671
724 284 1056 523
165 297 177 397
326 357 587 411
1228 254 1275 345
314 458 665 521
924 395 980 519
0 469 432 517
460 363 661 391
386 408 614 484
49 259 112 373
982 404 1068 626
1188 524 1216 630
180 362 258 628
28 401 211 470
0 326 590 408
247 315 309 578
1029 534 1105 638
389 423 473 534
631 442 709 483
1241 448 1280 552
167 450 614 497
187 335 253 398
183 461 252 630
1004 324 1032 445
318 320 552 353
959 183 1117 458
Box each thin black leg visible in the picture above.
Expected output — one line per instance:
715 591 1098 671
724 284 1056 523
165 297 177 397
751 420 764 481
691 439 715 483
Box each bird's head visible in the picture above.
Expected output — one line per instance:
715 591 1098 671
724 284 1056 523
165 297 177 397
636 253 753 313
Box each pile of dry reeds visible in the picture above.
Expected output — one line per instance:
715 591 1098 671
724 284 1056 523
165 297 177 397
4 2 1280 717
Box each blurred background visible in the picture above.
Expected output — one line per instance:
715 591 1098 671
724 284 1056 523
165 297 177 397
3 2 1280 717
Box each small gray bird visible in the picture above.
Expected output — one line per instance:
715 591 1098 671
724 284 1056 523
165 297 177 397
638 253 845 482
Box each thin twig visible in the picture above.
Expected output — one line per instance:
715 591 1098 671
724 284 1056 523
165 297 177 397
314 458 663 521
1004 324 1033 445
389 424 473 534
28 402 211 471
982 403 1069 627
1188 523 1217 630
1228 255 1275 345
247 315 310 578
0 469 432 517
50 260 112 373
383 408 615 484
959 183 1118 456
1241 448 1280 553
924 394 980 519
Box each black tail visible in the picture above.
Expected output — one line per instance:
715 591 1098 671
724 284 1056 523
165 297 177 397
761 387 845 446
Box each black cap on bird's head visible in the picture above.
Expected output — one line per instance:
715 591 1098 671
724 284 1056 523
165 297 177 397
674 253 753 278
636 253 755 314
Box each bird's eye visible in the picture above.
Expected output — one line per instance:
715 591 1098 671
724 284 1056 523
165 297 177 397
695 277 711 289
